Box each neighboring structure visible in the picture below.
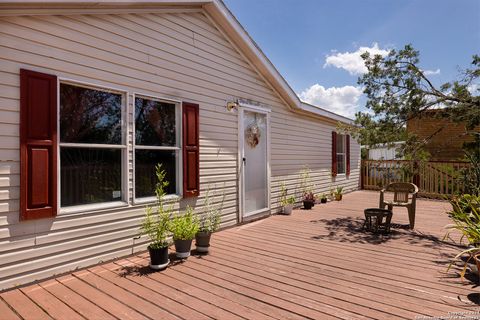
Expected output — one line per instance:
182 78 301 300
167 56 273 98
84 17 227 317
364 142 404 160
0 0 360 290
407 110 478 161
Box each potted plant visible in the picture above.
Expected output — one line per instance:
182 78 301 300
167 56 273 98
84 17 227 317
279 182 295 215
334 186 344 201
140 164 172 270
303 192 315 210
196 186 223 253
445 194 480 279
170 206 199 259
320 193 328 204
283 196 296 215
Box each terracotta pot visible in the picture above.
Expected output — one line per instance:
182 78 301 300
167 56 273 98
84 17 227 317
174 239 193 259
195 232 211 253
335 194 343 201
148 245 169 270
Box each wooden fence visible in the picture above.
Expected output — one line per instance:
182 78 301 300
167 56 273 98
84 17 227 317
361 160 471 198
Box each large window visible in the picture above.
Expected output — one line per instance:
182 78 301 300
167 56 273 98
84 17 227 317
59 83 126 207
336 134 346 174
134 95 180 199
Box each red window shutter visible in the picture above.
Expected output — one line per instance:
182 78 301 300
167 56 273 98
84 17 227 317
346 134 351 176
331 131 337 177
182 102 199 198
20 69 58 220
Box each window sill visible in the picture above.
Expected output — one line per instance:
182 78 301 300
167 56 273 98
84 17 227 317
133 194 182 205
59 201 129 215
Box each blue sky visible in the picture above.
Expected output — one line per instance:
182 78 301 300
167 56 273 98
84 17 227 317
223 0 480 117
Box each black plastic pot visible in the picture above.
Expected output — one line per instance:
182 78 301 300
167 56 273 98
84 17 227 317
303 200 314 210
195 231 212 253
320 198 327 204
174 239 193 258
148 245 169 270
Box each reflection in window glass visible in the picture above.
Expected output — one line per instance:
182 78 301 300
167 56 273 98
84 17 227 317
337 134 345 153
135 97 176 146
60 83 122 144
60 148 122 207
336 134 346 174
135 150 176 198
337 154 346 174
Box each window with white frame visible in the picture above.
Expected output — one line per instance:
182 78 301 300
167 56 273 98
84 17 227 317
336 134 346 174
59 82 126 207
134 95 180 199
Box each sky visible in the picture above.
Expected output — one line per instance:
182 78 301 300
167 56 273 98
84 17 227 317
223 0 480 118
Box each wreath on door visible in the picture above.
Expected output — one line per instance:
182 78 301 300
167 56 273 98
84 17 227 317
245 122 261 148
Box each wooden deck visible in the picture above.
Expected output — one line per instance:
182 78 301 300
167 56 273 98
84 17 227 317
1 190 478 320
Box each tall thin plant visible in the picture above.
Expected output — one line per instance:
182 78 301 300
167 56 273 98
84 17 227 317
199 184 224 233
140 164 172 249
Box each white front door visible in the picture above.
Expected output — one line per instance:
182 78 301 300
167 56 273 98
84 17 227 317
239 106 270 220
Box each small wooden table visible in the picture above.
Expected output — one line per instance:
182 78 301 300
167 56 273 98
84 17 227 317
364 208 393 233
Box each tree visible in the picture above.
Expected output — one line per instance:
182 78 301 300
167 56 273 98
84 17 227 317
342 44 480 159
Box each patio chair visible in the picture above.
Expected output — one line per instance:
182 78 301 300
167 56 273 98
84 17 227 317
379 182 418 229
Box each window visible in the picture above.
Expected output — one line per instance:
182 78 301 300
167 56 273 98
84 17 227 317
336 134 346 174
59 83 126 207
134 95 180 199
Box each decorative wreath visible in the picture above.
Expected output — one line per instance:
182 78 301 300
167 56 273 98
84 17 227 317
245 122 261 148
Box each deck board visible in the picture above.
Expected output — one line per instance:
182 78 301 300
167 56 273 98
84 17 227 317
1 191 478 319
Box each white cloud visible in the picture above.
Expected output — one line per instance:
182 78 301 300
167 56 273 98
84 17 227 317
468 83 479 94
323 43 390 75
423 68 441 76
298 84 363 118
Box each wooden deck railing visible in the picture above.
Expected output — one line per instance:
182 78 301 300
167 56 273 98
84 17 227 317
361 160 471 198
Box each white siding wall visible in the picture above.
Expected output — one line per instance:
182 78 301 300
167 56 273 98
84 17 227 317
0 10 360 290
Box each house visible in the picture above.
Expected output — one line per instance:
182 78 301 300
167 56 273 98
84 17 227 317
0 0 360 290
407 110 479 161
364 142 404 160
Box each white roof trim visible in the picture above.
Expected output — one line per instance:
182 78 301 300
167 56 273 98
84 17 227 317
0 0 354 124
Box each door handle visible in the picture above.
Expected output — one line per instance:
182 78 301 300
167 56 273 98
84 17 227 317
243 157 246 166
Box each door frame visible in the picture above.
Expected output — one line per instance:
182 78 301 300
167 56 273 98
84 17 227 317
237 102 271 223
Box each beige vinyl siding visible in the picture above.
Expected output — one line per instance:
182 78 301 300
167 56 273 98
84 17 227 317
0 10 359 290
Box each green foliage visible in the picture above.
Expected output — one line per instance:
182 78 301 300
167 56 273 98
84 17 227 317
461 145 480 197
320 193 328 200
199 185 224 233
340 44 480 161
334 186 344 196
139 164 172 249
444 194 480 278
300 165 313 194
286 196 296 204
170 206 200 240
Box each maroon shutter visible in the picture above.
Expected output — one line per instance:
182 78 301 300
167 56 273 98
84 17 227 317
20 69 58 220
346 134 351 176
331 131 337 177
182 102 199 198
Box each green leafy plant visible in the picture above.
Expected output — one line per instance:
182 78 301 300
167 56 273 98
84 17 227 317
170 206 200 240
199 185 224 233
320 193 328 200
279 181 288 206
444 194 480 278
286 196 296 205
140 164 172 249
335 186 344 196
300 165 313 194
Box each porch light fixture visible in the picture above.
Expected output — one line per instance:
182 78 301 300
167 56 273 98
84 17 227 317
226 100 238 112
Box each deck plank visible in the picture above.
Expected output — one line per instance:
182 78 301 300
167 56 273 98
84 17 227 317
20 284 84 320
1 289 52 320
1 191 478 319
